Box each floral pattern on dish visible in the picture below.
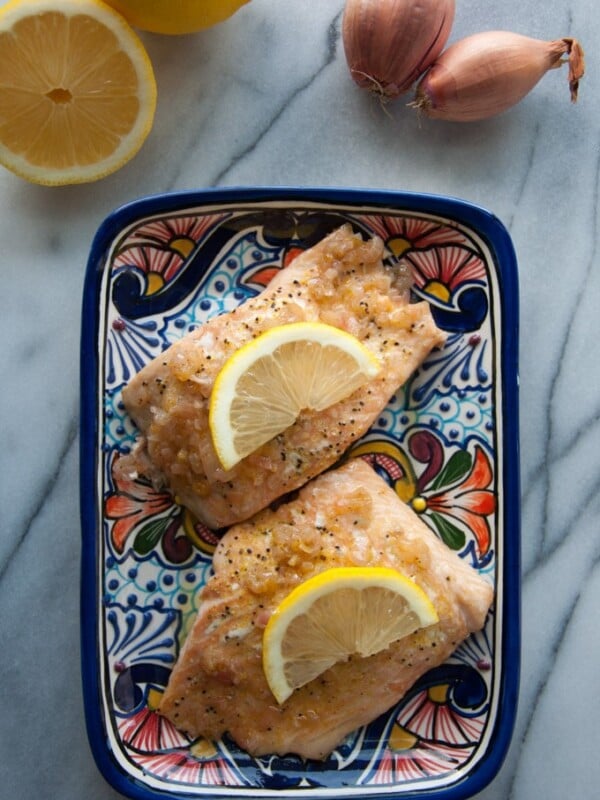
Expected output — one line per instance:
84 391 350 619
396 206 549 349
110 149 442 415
83 193 518 800
350 432 495 565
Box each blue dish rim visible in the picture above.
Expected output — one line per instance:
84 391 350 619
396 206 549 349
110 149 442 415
80 185 520 800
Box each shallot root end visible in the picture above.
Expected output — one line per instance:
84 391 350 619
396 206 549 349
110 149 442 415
407 96 427 116
350 69 399 101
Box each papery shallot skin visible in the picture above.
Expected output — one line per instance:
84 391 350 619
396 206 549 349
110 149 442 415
158 459 494 760
120 225 446 529
342 0 456 98
415 30 585 121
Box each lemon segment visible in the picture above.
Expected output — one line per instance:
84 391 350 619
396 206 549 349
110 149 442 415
262 566 439 704
208 322 381 471
0 0 157 185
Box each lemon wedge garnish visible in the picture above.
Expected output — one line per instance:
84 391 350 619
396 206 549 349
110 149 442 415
0 0 157 185
208 322 381 470
262 567 438 704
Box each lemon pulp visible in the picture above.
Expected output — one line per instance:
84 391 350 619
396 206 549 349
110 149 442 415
0 0 156 185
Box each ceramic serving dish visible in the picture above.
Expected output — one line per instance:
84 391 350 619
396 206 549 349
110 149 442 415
80 186 520 800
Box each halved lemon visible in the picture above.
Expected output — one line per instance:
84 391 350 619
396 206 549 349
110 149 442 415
104 0 250 35
208 322 381 470
0 0 157 185
262 566 439 704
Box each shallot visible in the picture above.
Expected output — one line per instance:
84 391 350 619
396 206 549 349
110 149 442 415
342 0 456 99
414 30 585 121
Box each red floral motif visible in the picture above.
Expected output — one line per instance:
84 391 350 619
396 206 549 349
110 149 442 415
360 215 489 330
371 738 474 784
105 458 173 553
133 746 244 786
128 215 219 251
105 454 217 560
116 683 244 785
113 246 184 291
368 665 487 784
404 245 487 296
352 434 495 559
363 214 470 257
118 704 191 753
397 686 485 745
425 446 495 557
113 214 222 293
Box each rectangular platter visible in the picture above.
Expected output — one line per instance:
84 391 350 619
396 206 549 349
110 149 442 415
80 186 520 800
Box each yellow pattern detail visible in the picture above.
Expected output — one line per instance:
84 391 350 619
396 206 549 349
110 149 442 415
146 272 165 295
387 236 411 257
190 738 218 759
169 236 195 258
389 722 418 751
146 687 163 711
411 496 427 513
423 280 451 303
428 683 450 704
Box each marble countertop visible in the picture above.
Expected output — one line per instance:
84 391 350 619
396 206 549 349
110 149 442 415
1 1 598 798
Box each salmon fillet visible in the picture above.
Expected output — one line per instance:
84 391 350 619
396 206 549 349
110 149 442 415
120 225 446 529
159 459 494 760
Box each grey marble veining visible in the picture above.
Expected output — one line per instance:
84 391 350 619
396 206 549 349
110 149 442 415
1 0 599 798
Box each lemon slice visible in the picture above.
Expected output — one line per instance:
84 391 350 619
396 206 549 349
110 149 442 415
0 0 157 185
262 566 439 704
104 0 250 35
208 322 381 470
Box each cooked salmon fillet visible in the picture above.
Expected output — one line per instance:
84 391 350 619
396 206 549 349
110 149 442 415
121 225 446 529
159 459 494 759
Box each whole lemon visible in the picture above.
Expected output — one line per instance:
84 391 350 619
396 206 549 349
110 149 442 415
104 0 250 35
